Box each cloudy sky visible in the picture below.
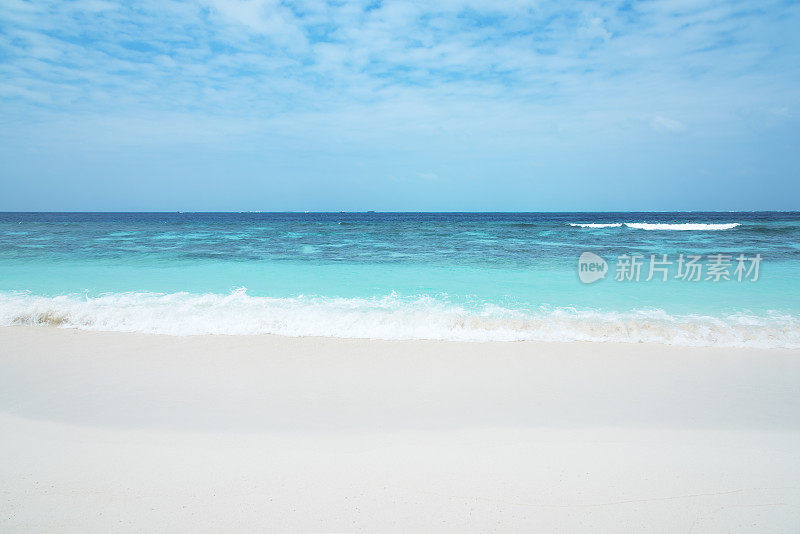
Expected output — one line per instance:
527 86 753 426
1 0 798 211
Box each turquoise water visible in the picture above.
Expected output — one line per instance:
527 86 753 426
1 212 799 346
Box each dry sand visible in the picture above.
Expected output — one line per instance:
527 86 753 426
1 326 799 532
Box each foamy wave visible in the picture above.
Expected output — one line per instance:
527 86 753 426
568 223 623 228
1 290 797 348
624 222 741 231
568 222 741 230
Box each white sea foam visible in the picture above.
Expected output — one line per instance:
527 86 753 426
624 222 741 230
1 290 797 348
568 222 741 230
568 223 623 228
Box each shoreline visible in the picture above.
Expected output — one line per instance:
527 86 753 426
2 326 800 531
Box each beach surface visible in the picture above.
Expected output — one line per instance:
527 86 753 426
1 326 799 532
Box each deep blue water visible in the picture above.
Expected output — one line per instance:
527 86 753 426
1 212 799 346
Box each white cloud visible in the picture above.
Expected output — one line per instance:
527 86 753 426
202 0 309 51
0 0 797 150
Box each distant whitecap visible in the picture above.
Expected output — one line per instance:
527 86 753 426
568 223 623 228
624 222 741 230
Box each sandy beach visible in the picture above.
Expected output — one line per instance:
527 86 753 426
0 326 798 531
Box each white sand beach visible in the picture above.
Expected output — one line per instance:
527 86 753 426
1 326 799 532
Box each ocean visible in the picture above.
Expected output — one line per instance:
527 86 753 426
1 211 799 347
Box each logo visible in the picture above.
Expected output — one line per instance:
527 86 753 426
578 252 608 284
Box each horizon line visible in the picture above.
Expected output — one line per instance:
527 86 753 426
1 210 799 215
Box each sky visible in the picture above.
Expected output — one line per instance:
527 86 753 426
0 0 798 211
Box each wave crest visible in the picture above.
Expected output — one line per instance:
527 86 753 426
0 290 797 348
568 223 623 228
569 222 741 230
625 222 741 231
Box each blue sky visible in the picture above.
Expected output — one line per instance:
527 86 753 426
0 0 798 211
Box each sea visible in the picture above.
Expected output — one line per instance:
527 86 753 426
1 212 799 347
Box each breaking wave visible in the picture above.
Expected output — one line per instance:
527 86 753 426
568 223 623 228
624 222 741 231
569 222 741 230
1 289 797 348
